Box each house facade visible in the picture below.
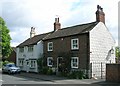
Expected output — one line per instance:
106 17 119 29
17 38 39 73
16 5 115 78
43 5 115 78
16 27 51 72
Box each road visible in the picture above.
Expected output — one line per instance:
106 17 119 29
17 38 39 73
2 74 55 84
0 71 120 85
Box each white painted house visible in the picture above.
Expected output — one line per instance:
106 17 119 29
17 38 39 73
16 27 51 72
89 5 115 77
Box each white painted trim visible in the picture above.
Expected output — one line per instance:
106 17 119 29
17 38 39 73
47 57 53 67
71 38 79 50
48 42 53 51
71 57 79 68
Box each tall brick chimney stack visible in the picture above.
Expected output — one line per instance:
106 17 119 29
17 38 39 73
30 27 35 38
96 5 105 24
54 17 61 31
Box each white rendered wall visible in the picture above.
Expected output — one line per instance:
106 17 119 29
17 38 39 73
90 22 115 77
17 41 43 72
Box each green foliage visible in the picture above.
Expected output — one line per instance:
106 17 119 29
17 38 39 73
116 47 120 59
47 68 53 75
58 52 71 73
0 17 12 60
2 60 14 66
42 66 49 74
0 61 2 68
37 55 44 73
67 70 85 79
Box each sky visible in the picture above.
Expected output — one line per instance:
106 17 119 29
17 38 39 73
0 0 119 47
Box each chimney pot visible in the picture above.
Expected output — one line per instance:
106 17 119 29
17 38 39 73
96 5 105 24
30 27 36 38
54 17 61 31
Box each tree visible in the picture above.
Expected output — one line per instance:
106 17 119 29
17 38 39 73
0 17 12 61
115 47 120 63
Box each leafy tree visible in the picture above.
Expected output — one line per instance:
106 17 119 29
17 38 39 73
115 47 120 59
0 17 12 61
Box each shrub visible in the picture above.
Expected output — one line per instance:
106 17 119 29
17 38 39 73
68 71 77 79
42 66 49 74
77 71 84 79
0 61 2 68
2 61 14 66
67 70 85 79
47 68 53 75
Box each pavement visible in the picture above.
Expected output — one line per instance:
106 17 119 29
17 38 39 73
15 72 120 85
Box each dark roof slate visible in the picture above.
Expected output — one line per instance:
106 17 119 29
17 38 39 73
17 32 52 47
43 21 98 40
17 21 98 47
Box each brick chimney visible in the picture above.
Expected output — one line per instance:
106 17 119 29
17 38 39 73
30 27 35 38
96 5 105 24
54 17 61 31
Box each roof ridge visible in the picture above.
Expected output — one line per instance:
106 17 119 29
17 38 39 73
60 21 97 30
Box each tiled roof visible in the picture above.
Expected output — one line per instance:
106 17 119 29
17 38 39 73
43 21 98 40
17 21 98 47
17 32 52 47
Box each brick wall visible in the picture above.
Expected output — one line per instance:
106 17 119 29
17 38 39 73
106 64 120 83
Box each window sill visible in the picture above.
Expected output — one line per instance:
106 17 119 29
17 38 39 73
30 67 36 69
48 65 53 67
71 49 79 51
48 50 53 52
71 67 78 69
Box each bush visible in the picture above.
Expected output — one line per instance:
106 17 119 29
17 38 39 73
0 61 2 68
68 71 77 79
77 71 84 79
67 70 85 79
2 61 14 66
42 66 49 74
47 68 53 75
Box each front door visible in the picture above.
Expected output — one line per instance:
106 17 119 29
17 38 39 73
57 57 63 72
26 60 29 72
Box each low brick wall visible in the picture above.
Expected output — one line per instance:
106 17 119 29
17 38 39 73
106 64 120 83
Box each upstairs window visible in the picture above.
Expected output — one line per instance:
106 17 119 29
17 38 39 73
48 42 53 51
47 57 53 67
28 46 34 52
71 57 79 68
71 38 79 50
19 47 24 53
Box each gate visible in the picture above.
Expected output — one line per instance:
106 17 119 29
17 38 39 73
90 62 106 79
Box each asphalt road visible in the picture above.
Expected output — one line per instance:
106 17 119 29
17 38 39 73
1 71 120 86
2 74 55 84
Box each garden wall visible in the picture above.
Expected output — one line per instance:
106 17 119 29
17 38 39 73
106 64 120 83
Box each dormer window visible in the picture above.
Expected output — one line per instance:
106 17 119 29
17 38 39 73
71 38 79 50
48 42 53 51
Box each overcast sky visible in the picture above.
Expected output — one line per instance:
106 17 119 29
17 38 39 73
0 0 119 47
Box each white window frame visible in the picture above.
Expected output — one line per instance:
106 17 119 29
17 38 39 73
19 47 24 53
28 46 34 52
47 57 53 67
30 60 36 68
48 42 53 51
71 57 79 68
71 38 79 50
19 60 24 66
